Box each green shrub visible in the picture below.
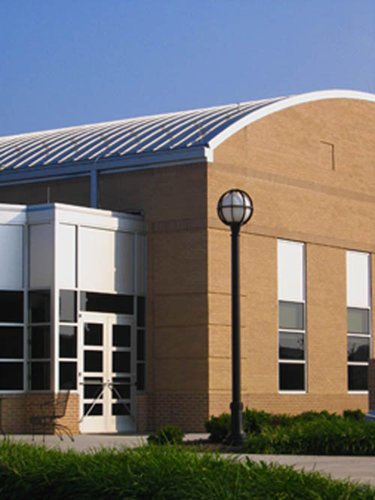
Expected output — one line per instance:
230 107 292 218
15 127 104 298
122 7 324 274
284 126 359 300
0 442 374 499
243 408 273 434
147 424 184 445
245 418 375 455
205 413 230 442
343 409 366 421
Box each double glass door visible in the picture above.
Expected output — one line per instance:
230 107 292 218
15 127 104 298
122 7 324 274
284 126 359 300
79 312 135 433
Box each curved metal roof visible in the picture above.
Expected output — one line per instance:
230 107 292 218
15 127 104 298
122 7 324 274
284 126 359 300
0 97 283 172
0 90 374 179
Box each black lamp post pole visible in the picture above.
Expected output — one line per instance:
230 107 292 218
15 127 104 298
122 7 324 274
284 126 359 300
229 223 245 445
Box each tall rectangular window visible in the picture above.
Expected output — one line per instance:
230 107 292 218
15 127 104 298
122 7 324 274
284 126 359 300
346 251 371 392
278 240 306 392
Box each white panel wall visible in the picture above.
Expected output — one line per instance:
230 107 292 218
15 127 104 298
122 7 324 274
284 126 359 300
346 251 370 308
277 239 305 301
79 227 115 292
29 224 53 288
57 224 76 289
114 232 134 294
0 225 23 290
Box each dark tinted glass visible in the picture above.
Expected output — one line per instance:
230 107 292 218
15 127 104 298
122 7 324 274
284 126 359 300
348 365 368 391
0 291 23 323
80 292 133 315
347 308 369 334
279 332 304 360
84 324 102 346
112 403 130 416
279 301 304 330
0 327 23 358
59 362 77 390
29 291 50 323
347 337 370 362
84 404 102 416
59 290 77 322
59 326 77 358
137 363 145 391
30 362 50 390
0 362 23 390
113 325 131 347
137 297 145 327
30 326 50 359
84 351 103 372
112 377 131 399
83 377 104 399
279 363 304 391
137 330 145 361
113 352 130 372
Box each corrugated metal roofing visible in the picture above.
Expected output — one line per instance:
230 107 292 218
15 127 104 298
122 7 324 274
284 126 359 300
0 97 284 172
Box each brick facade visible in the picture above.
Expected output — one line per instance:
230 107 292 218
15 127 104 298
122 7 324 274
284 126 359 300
1 97 375 433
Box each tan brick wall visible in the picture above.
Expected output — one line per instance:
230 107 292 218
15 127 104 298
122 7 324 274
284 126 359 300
1 392 79 435
207 98 375 419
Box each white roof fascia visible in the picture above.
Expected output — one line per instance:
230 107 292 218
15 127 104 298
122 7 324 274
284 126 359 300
207 90 375 153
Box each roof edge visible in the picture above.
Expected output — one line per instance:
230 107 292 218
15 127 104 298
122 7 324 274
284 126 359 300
207 89 375 153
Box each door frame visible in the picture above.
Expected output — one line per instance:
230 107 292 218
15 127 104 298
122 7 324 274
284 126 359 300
78 311 137 433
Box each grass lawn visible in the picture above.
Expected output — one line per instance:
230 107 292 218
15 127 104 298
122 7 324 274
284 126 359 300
0 441 374 499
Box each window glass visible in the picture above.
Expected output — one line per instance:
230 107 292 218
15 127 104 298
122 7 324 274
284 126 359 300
30 326 50 359
347 337 370 362
59 362 77 390
347 308 369 334
59 290 76 323
84 404 102 416
59 326 77 358
348 365 368 391
113 352 131 373
279 332 304 360
29 291 50 323
137 330 145 361
279 301 304 330
137 363 145 391
84 351 103 372
0 327 23 359
0 291 23 323
113 325 131 347
279 363 304 391
30 362 50 390
84 324 102 346
0 362 23 390
137 297 145 327
112 377 131 399
83 377 103 399
80 292 133 315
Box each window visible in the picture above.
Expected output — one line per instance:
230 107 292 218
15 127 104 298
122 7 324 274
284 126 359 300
59 290 78 390
277 240 306 392
136 297 146 391
0 291 24 392
28 290 51 391
346 252 371 392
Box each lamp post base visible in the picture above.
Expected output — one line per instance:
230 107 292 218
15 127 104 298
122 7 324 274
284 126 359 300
226 401 246 446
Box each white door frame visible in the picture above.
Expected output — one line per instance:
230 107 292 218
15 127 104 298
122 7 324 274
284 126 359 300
78 311 136 433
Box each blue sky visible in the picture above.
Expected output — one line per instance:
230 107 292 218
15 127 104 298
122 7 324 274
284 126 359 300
1 0 374 135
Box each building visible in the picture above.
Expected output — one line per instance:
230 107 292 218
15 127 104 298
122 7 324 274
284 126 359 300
0 89 374 434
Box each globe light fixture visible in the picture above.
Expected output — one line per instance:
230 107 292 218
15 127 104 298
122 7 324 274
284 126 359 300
217 189 254 445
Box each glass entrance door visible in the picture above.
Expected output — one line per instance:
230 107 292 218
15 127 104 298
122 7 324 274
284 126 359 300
79 312 136 433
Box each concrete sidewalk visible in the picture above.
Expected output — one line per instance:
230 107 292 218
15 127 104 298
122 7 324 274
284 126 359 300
3 433 375 487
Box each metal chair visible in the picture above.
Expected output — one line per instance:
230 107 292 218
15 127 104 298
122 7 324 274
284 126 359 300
30 391 74 442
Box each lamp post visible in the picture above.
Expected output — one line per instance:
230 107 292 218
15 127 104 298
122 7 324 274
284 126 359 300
217 189 254 445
